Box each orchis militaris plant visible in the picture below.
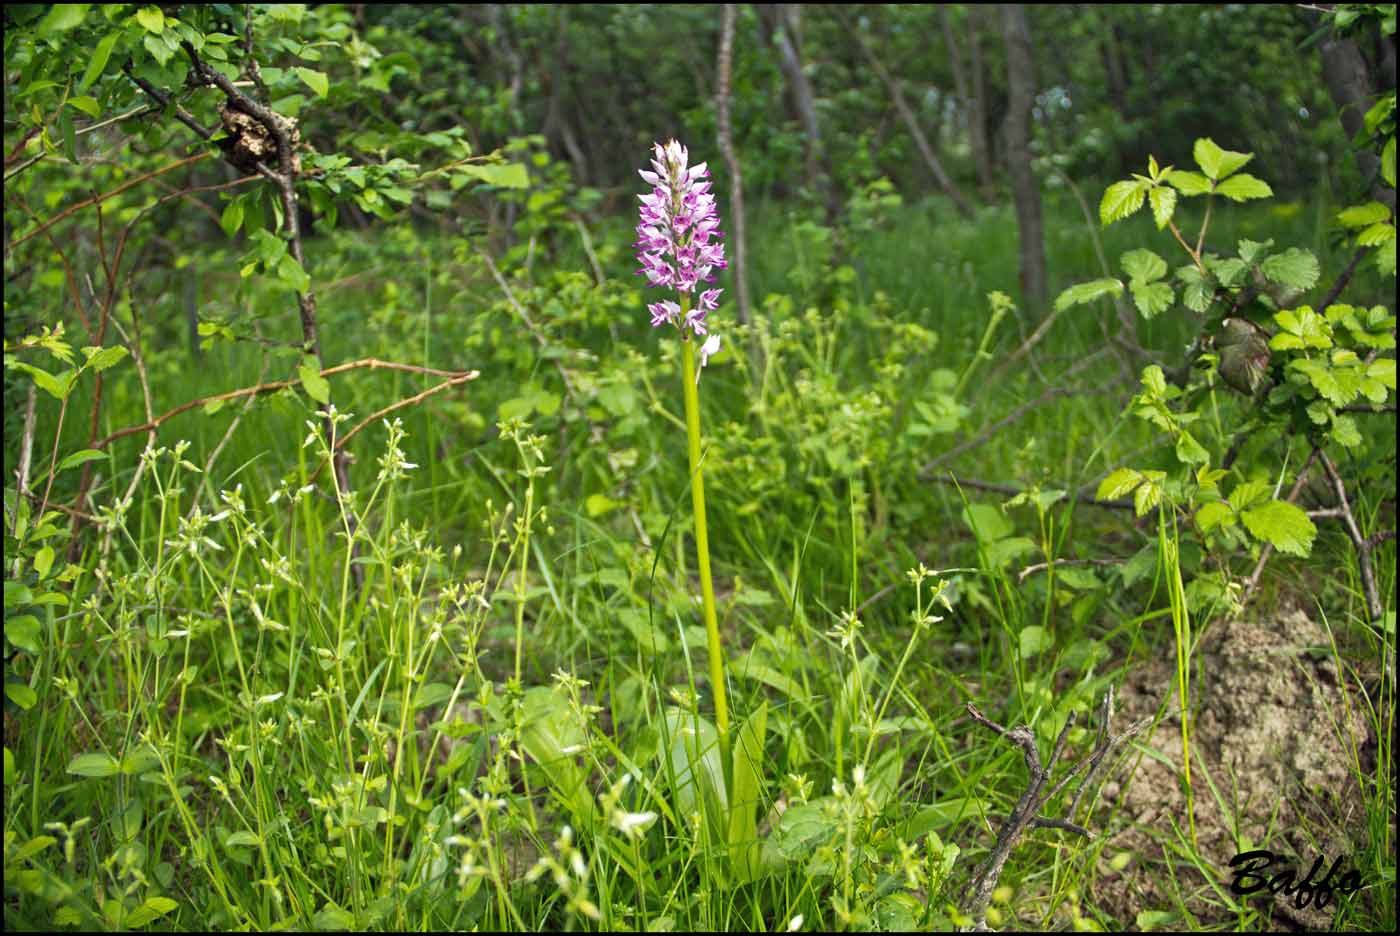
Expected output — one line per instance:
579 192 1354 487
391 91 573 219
636 139 731 740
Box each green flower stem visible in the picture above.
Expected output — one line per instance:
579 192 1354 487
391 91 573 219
680 329 730 741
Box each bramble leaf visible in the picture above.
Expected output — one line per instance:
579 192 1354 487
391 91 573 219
1260 248 1320 290
1216 174 1273 201
1240 499 1315 557
1054 278 1123 312
1164 169 1211 196
1149 186 1177 229
1193 138 1252 181
1122 249 1168 283
1100 179 1148 225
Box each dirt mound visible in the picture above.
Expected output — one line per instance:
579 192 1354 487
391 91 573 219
1091 607 1376 930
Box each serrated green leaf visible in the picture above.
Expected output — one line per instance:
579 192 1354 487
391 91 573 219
1330 413 1362 448
1149 186 1177 229
296 67 329 99
1382 136 1396 188
1133 479 1161 517
1377 239 1396 277
1336 201 1391 228
1053 278 1124 312
1141 365 1168 397
459 162 529 189
1260 248 1320 290
1122 248 1168 284
1174 430 1209 465
85 345 129 372
68 752 121 778
1237 238 1274 265
1175 264 1213 313
1194 138 1253 181
1131 281 1174 319
1240 500 1315 557
1164 169 1212 196
1357 222 1396 247
1368 358 1396 389
1195 501 1235 533
1229 479 1270 512
1097 467 1143 502
1215 173 1273 201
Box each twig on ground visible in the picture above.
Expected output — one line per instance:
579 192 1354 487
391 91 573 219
959 688 1151 931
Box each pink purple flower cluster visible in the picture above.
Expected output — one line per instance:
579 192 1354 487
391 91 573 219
636 139 727 337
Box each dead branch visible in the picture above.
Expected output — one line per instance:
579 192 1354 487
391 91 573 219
959 688 1151 931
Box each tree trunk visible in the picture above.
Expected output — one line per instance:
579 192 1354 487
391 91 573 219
1000 4 1048 312
847 11 975 218
967 6 996 190
1319 33 1396 212
940 7 993 198
716 4 751 325
758 4 835 217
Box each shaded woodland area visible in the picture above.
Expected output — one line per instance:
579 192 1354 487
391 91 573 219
3 5 1396 932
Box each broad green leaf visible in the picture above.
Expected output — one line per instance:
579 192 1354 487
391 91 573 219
66 96 101 118
1130 281 1174 319
277 254 310 293
143 33 174 66
663 707 727 842
313 908 355 931
1378 238 1396 277
1132 472 1165 517
1121 248 1167 284
1240 500 1316 557
459 162 529 189
1193 138 1252 181
1237 238 1274 264
6 682 38 710
296 67 329 99
39 4 90 35
961 503 1011 542
224 831 261 848
1140 365 1168 397
84 345 129 371
1229 479 1271 511
1215 174 1273 201
221 199 244 238
1019 625 1051 659
298 357 330 404
1164 169 1211 196
135 6 165 33
1195 501 1234 533
33 546 55 580
5 615 41 653
1097 467 1144 502
125 897 177 928
1330 413 1362 448
585 493 619 517
1260 248 1320 290
68 752 121 778
728 702 769 882
1382 136 1395 188
1175 264 1213 313
1368 358 1396 390
79 30 122 91
9 834 54 862
1053 278 1123 312
1148 185 1177 229
3 748 15 785
1100 179 1147 225
1174 430 1209 465
1337 201 1391 228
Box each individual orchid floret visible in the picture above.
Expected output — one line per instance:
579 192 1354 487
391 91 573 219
697 334 721 383
648 300 680 327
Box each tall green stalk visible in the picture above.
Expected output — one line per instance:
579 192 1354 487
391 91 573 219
679 318 730 742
